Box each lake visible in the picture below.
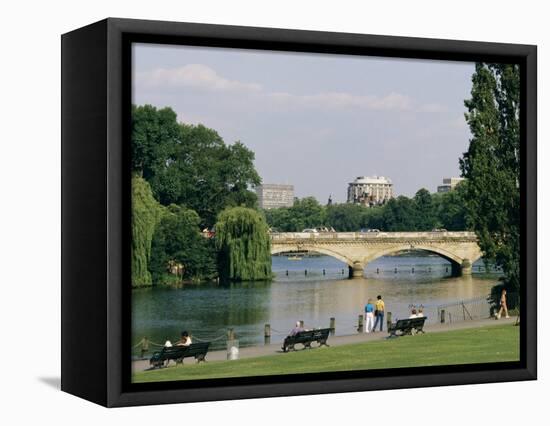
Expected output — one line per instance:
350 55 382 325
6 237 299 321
132 255 498 353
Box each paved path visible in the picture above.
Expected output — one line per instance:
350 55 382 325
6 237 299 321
132 316 517 373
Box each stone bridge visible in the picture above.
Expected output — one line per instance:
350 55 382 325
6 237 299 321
270 231 483 278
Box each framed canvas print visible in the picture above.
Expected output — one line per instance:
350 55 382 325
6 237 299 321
61 18 537 407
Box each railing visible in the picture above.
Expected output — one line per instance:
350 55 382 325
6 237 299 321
436 296 492 323
270 231 478 241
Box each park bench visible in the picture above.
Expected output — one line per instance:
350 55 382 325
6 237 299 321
282 328 331 352
149 342 210 368
388 317 428 337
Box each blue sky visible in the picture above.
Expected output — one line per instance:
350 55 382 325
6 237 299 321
133 43 474 202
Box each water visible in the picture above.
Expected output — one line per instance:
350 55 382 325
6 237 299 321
132 255 498 354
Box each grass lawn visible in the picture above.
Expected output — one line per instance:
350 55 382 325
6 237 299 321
133 324 519 383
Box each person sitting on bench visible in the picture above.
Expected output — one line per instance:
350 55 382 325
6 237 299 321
176 330 192 346
409 308 418 318
289 321 305 336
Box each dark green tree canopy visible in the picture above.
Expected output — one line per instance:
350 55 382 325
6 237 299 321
413 188 438 231
264 192 468 233
131 105 180 180
147 122 261 227
460 63 520 292
130 105 264 286
264 197 326 232
382 196 418 231
432 182 469 231
149 204 217 284
325 203 364 232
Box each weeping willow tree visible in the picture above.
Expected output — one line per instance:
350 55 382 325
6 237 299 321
216 207 272 282
132 175 164 287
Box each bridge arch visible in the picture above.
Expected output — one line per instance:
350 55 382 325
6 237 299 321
363 244 466 267
270 245 355 267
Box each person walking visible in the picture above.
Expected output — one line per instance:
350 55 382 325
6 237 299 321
372 295 385 332
496 289 510 319
364 298 375 333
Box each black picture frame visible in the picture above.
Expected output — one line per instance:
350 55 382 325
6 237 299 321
61 17 537 407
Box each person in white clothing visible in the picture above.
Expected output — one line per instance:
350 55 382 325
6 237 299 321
364 298 375 333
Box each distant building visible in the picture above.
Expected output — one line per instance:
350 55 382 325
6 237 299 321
347 176 393 207
256 184 294 209
437 177 465 193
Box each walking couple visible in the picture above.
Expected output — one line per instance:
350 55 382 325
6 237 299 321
364 295 385 333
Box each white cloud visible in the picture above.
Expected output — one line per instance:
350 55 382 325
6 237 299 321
137 64 446 113
268 91 413 111
135 64 263 93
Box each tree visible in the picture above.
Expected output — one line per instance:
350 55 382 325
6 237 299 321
216 207 272 282
131 176 164 287
263 206 293 232
131 105 180 180
325 203 364 231
460 63 520 294
361 205 385 230
263 197 326 232
288 197 326 231
413 188 438 231
433 182 469 231
149 205 217 284
382 196 418 231
149 123 261 227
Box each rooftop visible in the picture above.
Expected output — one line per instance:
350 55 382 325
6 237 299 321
351 176 392 185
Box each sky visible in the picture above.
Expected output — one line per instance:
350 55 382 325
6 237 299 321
133 43 475 202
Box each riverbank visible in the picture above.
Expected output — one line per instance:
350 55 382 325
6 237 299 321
132 257 497 352
132 318 518 382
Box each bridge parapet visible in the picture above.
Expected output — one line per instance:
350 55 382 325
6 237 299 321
270 231 478 242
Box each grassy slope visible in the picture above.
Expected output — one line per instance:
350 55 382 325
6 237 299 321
133 324 519 383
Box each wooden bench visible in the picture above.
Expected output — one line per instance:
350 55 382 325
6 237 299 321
282 328 331 352
388 317 428 337
149 342 210 368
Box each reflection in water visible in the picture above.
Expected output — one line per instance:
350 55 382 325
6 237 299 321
132 255 497 353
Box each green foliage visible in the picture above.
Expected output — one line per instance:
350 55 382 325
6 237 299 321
216 207 272 282
432 182 469 231
149 205 217 284
131 105 180 180
381 196 418 231
264 197 326 232
149 123 261 227
131 104 266 284
264 191 470 233
131 176 164 287
263 206 292 232
361 206 385 230
132 105 261 228
460 63 520 293
413 188 438 230
325 203 364 231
